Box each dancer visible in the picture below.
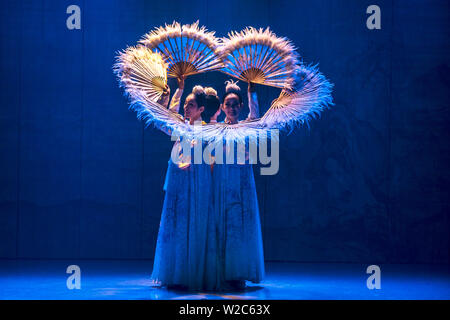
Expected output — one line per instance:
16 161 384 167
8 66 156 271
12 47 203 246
212 80 265 290
150 78 222 291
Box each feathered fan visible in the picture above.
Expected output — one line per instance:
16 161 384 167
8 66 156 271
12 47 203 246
219 27 300 89
113 65 333 144
261 64 334 130
114 23 333 144
198 64 334 143
114 46 168 102
139 21 222 79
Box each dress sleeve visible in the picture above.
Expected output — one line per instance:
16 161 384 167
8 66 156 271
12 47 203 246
247 90 260 120
168 88 184 113
152 89 184 136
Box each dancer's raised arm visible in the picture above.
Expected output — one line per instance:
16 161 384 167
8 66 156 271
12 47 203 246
168 76 185 113
246 82 259 120
156 76 185 113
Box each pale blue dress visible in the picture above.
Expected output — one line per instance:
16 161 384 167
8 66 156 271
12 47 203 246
212 158 266 285
150 89 265 291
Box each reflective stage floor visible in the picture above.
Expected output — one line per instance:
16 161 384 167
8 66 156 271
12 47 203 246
0 260 448 300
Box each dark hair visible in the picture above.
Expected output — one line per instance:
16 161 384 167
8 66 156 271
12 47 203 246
191 85 207 109
203 93 220 122
222 80 243 104
189 86 220 123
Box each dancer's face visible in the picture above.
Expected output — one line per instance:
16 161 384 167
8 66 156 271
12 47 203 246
184 94 204 123
222 93 242 123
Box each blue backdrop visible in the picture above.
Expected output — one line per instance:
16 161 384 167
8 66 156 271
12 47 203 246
0 0 448 263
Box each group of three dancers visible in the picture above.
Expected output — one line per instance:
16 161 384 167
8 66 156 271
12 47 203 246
150 75 265 291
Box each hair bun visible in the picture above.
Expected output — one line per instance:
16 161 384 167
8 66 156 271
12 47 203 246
225 80 241 93
204 87 218 97
192 85 206 95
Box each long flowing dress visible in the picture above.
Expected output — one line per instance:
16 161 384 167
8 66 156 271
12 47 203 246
150 89 221 291
212 90 265 285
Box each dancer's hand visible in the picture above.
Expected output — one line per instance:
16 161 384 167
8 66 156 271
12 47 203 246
162 84 170 96
157 84 170 107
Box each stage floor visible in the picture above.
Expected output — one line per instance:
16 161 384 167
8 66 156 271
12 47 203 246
0 260 448 300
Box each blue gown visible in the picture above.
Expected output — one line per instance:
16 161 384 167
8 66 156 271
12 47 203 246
151 88 265 291
152 140 265 290
150 138 222 291
212 143 266 286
